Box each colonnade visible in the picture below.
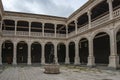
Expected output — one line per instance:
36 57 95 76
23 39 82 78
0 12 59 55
0 26 119 69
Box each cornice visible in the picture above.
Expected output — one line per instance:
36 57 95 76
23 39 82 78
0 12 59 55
4 11 67 22
67 0 94 21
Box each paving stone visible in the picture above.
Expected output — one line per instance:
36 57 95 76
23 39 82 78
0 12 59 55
0 66 120 80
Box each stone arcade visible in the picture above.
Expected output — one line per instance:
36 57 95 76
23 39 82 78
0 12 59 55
0 0 120 69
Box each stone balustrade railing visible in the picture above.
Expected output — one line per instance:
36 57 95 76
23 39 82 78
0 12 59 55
17 31 29 36
68 31 76 37
91 14 109 28
78 24 88 33
56 33 66 38
44 33 55 37
2 30 14 36
31 32 42 37
113 8 120 18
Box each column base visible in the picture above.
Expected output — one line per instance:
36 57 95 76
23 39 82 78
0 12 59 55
65 58 70 64
74 57 80 65
0 63 2 65
0 58 2 65
108 55 120 69
12 62 17 65
12 58 17 65
87 56 95 67
27 58 31 65
41 58 45 65
54 57 58 64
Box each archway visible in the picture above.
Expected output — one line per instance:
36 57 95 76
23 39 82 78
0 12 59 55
57 43 66 64
79 38 88 65
2 40 13 64
69 42 75 64
45 42 54 63
17 41 28 64
116 29 120 64
31 42 41 63
93 32 110 65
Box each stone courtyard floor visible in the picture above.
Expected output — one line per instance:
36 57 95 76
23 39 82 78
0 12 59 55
0 65 120 80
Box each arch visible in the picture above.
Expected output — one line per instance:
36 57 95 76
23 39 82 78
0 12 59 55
56 24 66 34
45 42 54 63
31 22 42 32
44 23 55 33
116 27 120 64
115 25 120 36
57 43 66 64
79 38 89 65
2 40 13 64
17 41 28 64
31 42 41 64
68 21 75 33
2 19 15 30
17 20 29 31
91 0 109 20
77 13 88 28
91 28 111 40
69 41 75 64
78 35 89 42
93 32 110 65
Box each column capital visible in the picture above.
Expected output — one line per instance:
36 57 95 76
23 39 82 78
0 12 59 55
42 23 45 26
107 0 113 3
87 9 92 16
54 24 57 27
74 19 78 23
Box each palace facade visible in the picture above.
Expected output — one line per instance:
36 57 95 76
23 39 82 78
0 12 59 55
0 0 120 69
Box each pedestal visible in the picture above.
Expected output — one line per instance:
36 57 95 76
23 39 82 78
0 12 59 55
108 55 120 69
44 64 60 74
87 56 95 67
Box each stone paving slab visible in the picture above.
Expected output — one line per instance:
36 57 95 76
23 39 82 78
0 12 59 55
0 66 120 80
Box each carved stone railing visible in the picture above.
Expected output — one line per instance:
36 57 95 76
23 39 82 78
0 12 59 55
56 33 66 38
16 31 29 36
2 30 14 36
78 24 89 33
113 8 120 18
91 14 109 28
31 32 42 37
68 31 76 37
44 33 55 37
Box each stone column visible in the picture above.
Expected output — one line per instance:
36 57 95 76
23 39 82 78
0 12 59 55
15 21 17 36
55 24 57 37
54 43 58 64
0 41 2 65
0 19 2 32
13 42 17 65
66 24 68 38
27 42 31 65
29 22 31 36
65 42 69 64
74 20 78 34
87 9 92 28
42 23 45 37
74 41 80 65
41 42 45 65
107 0 113 19
108 29 119 69
87 37 95 67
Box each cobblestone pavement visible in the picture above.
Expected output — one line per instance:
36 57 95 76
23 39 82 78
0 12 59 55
0 66 120 80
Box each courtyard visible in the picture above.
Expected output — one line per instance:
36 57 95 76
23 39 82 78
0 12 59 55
0 65 120 80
